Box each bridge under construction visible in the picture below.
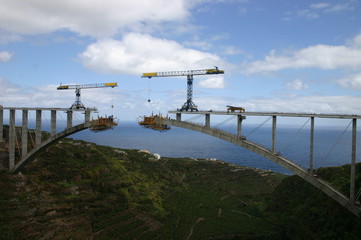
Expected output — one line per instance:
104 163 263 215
1 105 361 216
151 109 361 216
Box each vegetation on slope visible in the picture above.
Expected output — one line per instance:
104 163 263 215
266 165 361 240
0 138 360 239
0 138 286 239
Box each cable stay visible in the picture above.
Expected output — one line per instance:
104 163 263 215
278 118 311 154
246 116 272 138
214 115 237 133
314 120 353 175
184 114 204 124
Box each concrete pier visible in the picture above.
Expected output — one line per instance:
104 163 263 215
0 107 3 142
9 109 15 169
22 110 28 157
85 110 91 125
237 115 244 138
36 110 42 146
350 118 357 203
51 110 56 136
309 117 314 174
205 114 210 127
272 116 277 153
67 111 73 129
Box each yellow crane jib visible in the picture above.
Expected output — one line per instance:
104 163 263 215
56 82 118 109
141 67 224 111
57 82 118 90
141 67 224 78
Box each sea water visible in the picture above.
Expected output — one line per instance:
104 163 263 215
71 121 360 175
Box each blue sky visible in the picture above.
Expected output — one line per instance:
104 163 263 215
0 0 361 121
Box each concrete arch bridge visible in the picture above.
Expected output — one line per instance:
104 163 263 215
157 110 361 217
0 107 98 174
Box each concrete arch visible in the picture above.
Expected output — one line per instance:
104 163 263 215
163 119 361 216
11 123 90 174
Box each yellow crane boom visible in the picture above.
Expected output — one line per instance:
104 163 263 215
142 67 224 111
57 82 118 109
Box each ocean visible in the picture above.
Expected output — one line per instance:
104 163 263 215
71 121 360 175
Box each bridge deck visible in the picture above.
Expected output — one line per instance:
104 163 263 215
1 107 97 111
168 110 361 119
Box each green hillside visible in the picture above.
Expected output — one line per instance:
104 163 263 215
0 138 360 239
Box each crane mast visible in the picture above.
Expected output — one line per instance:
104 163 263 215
57 82 118 109
142 67 224 111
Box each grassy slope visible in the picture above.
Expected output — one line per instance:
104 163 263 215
0 138 286 240
1 138 361 240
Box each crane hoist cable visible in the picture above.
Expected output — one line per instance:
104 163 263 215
142 67 224 111
57 82 118 109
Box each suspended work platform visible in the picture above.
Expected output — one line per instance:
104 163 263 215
90 115 118 132
138 113 170 132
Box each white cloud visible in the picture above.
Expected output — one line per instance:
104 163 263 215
0 51 12 62
242 34 361 74
243 96 361 114
286 79 308 90
310 3 329 9
0 0 191 37
297 9 319 19
198 76 225 88
288 2 355 21
223 46 244 55
0 31 21 44
337 73 361 90
79 33 224 75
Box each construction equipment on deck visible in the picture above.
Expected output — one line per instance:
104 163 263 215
57 82 118 109
138 113 170 132
227 105 245 113
142 67 224 111
90 115 118 132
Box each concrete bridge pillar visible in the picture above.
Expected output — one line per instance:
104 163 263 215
309 117 314 174
0 107 3 142
36 110 42 146
237 115 244 138
9 109 15 169
205 114 210 127
350 118 357 203
22 110 28 157
272 116 277 153
176 113 181 121
85 109 91 125
51 110 57 136
67 111 73 129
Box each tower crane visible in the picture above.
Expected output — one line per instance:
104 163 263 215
142 67 224 111
57 82 118 109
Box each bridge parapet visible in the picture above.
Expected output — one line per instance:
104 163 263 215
0 106 96 172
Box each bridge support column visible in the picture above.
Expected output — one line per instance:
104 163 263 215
51 110 56 136
205 114 210 127
350 118 357 203
309 117 314 174
0 107 3 142
67 111 73 129
36 110 42 146
9 109 15 170
85 110 91 125
22 110 28 157
176 113 181 121
237 115 244 138
272 116 277 153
